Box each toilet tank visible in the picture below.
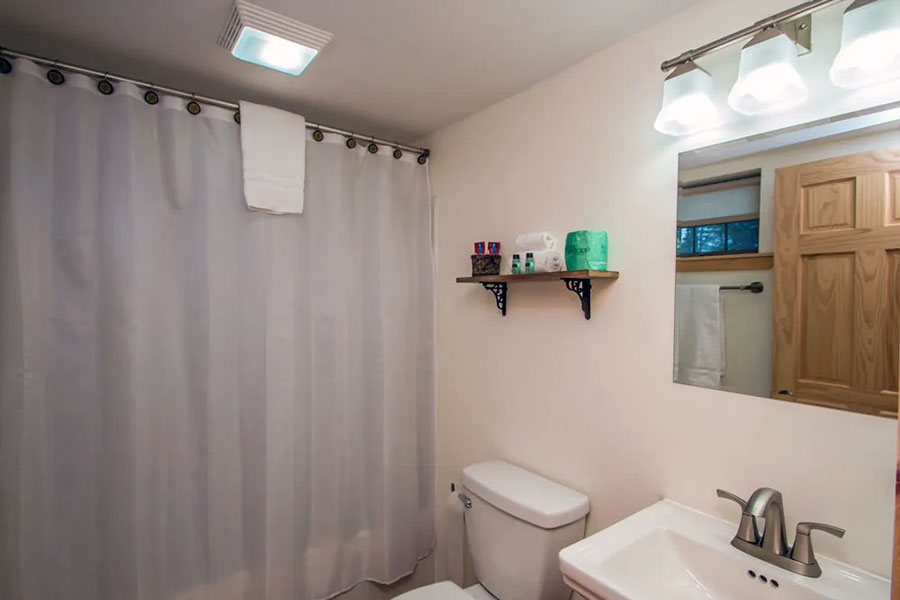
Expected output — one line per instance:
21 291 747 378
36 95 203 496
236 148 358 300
461 461 590 600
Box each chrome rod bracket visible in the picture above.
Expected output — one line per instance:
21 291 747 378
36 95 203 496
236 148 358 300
778 14 813 54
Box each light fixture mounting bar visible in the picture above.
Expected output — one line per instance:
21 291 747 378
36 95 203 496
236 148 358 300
660 0 836 71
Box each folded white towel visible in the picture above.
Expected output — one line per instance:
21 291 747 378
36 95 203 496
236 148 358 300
673 284 725 389
524 249 564 273
239 100 306 215
515 232 558 251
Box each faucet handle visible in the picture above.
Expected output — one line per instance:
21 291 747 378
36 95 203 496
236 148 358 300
716 489 760 544
716 489 747 509
790 522 845 566
796 522 845 538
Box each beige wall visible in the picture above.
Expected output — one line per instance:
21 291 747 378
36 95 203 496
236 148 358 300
428 0 898 580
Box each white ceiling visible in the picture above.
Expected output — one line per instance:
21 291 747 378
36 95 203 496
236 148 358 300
0 0 697 142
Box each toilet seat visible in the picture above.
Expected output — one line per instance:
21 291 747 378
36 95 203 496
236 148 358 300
394 581 496 600
394 581 472 599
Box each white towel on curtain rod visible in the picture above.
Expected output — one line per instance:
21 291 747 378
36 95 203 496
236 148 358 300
239 100 307 215
0 58 435 600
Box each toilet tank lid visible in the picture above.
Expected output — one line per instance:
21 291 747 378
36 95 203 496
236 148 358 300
461 460 590 529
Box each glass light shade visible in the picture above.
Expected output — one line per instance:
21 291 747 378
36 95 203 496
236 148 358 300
728 29 808 115
654 62 718 136
830 0 900 89
232 26 318 76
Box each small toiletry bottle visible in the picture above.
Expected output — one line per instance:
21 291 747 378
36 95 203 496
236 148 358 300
525 252 535 273
511 253 521 274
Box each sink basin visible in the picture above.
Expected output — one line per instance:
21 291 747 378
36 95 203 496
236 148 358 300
558 500 889 600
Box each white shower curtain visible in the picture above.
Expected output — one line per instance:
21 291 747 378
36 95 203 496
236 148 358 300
0 60 435 600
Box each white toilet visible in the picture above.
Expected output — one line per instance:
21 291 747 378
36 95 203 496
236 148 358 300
399 460 590 600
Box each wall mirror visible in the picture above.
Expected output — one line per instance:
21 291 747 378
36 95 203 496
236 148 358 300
674 106 900 418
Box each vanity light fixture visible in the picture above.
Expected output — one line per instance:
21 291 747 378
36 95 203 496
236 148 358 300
653 61 718 136
728 28 809 115
655 0 840 135
830 0 900 89
218 0 332 76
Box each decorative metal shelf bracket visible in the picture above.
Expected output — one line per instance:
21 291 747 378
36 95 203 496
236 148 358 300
481 282 507 316
563 278 592 320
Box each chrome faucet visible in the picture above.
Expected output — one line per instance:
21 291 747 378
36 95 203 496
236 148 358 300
716 487 844 578
745 487 788 556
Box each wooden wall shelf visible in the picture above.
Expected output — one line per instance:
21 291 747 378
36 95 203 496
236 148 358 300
676 252 773 273
456 270 619 319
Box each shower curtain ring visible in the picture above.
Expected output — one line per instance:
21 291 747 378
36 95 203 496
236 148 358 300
144 84 159 105
47 60 65 85
392 145 403 159
0 54 11 75
345 134 357 149
97 72 114 95
367 139 379 154
186 95 201 115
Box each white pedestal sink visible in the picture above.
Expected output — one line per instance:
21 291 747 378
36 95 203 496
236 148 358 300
559 500 889 600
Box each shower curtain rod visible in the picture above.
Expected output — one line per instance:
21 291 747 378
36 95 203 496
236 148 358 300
0 46 430 156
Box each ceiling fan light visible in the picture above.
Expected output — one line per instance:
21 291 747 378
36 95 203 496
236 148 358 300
654 62 719 136
231 27 319 75
728 29 808 116
830 0 900 89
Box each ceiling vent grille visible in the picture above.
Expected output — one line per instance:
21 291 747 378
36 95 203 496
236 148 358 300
218 1 332 75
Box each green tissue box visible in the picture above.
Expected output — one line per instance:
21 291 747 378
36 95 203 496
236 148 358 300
565 230 608 271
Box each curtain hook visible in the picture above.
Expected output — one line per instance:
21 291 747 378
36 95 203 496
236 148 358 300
47 60 65 85
97 71 114 95
0 53 11 75
186 94 201 115
144 84 159 105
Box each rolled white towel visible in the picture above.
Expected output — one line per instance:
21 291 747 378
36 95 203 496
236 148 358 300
525 249 564 273
515 232 558 251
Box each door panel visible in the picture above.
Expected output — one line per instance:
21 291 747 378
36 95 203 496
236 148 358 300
774 148 900 416
889 170 900 226
803 179 855 232
858 173 888 230
853 249 887 392
887 251 900 394
799 253 853 385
